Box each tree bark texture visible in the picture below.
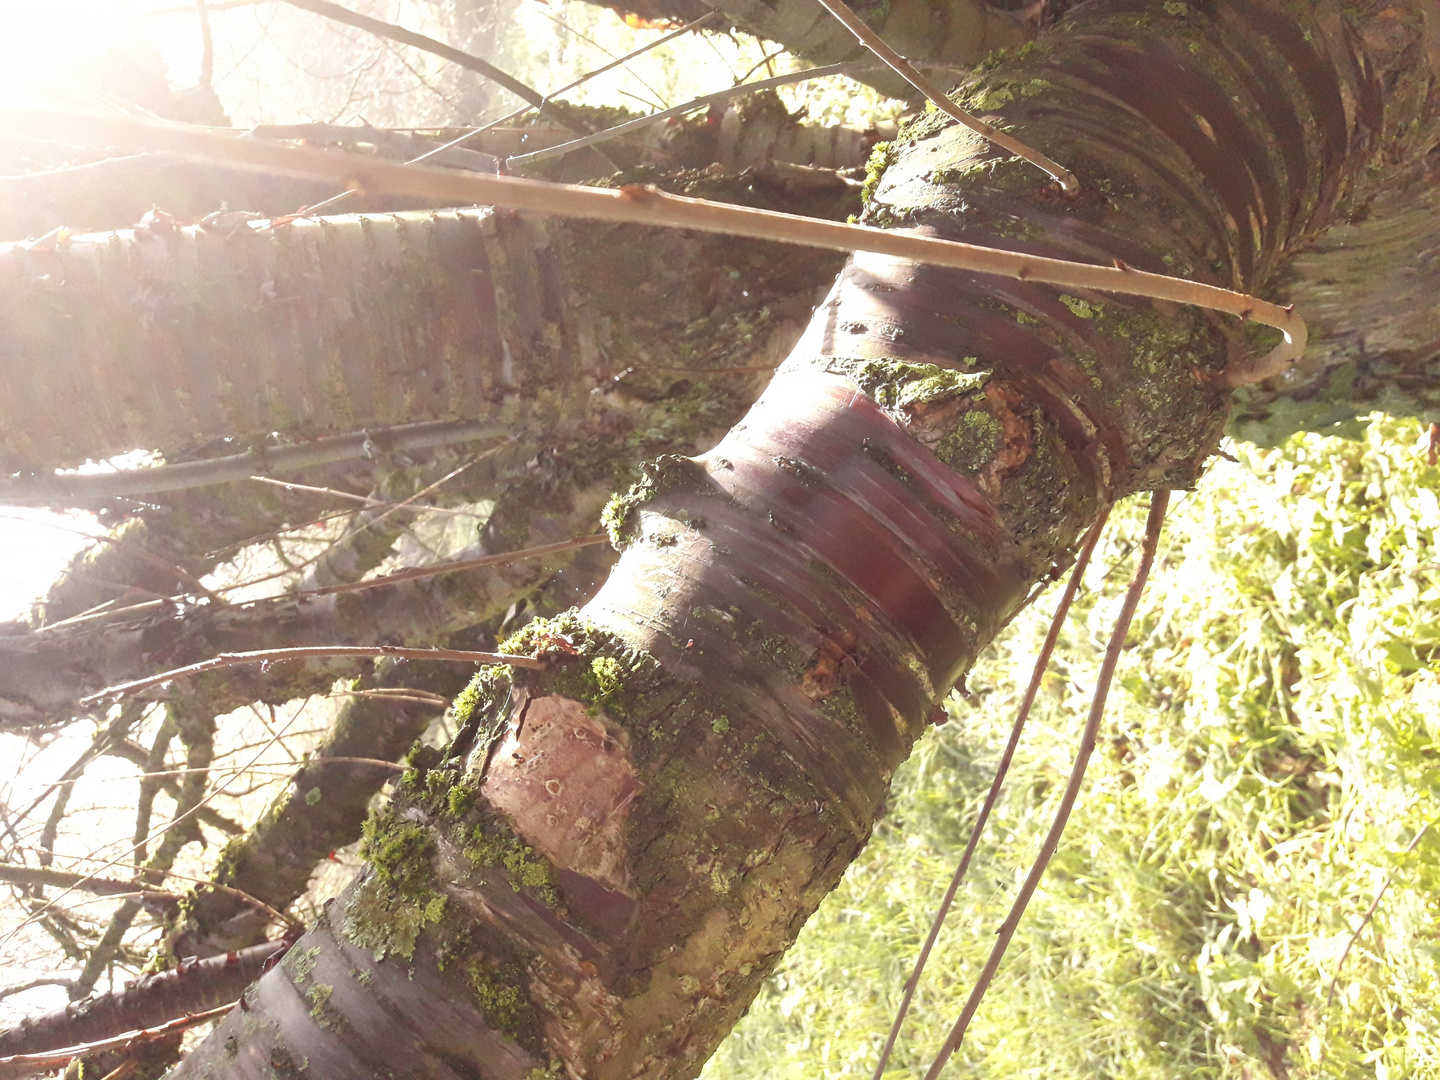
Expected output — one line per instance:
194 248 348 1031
0 178 842 474
161 2 1436 1079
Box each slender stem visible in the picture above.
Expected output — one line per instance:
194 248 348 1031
1323 819 1433 1013
79 645 544 708
0 1001 234 1073
0 418 509 507
0 863 177 900
506 61 886 169
7 847 303 932
274 0 585 137
809 0 1079 193
872 505 1111 1080
0 110 1304 381
923 489 1169 1080
479 12 719 134
298 533 607 598
33 532 605 638
3 700 312 952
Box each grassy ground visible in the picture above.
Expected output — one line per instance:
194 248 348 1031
704 416 1440 1080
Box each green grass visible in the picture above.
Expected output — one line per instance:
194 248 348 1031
704 415 1440 1080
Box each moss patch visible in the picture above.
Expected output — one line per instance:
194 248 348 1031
830 357 990 412
339 808 449 960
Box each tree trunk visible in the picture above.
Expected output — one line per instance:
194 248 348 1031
159 2 1435 1078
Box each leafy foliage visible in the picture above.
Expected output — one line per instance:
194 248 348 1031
705 416 1440 1080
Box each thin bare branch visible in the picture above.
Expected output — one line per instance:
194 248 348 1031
873 505 1112 1080
33 532 605 644
0 939 287 1061
924 490 1169 1079
78 645 545 709
0 701 315 953
274 0 588 137
0 865 178 903
0 419 509 508
298 533 608 598
7 848 301 934
0 111 1303 382
809 0 1078 193
246 475 485 518
479 12 719 133
0 514 217 603
506 61 874 168
1324 819 1434 1012
0 977 72 1003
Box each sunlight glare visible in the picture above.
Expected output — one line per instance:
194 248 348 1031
0 0 196 110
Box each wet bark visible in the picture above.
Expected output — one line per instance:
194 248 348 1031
161 3 1436 1079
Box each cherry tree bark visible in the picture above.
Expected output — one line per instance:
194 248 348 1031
150 2 1436 1078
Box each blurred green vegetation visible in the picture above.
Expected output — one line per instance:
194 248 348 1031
704 415 1440 1080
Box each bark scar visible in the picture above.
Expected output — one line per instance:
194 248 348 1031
800 629 858 703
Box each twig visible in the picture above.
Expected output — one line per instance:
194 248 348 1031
0 513 217 603
194 0 215 91
208 451 494 600
0 939 288 1061
0 864 178 902
0 418 509 507
809 0 1078 193
873 505 1111 1080
0 977 72 1003
77 645 545 708
297 533 608 598
478 12 719 134
1 700 315 953
507 61 880 168
923 489 1169 1080
32 530 603 642
1323 819 1434 1013
0 110 1304 382
246 475 487 517
527 6 672 111
274 0 588 138
325 689 451 707
6 847 300 933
